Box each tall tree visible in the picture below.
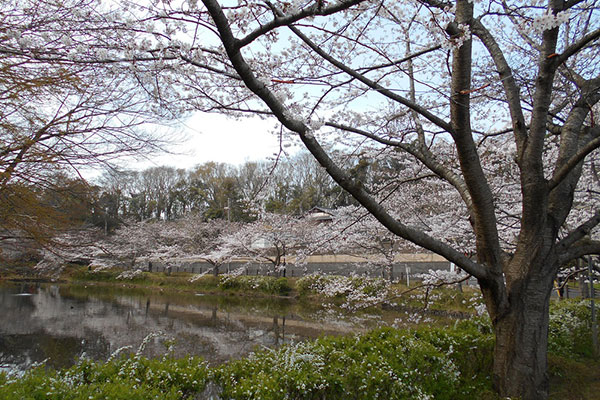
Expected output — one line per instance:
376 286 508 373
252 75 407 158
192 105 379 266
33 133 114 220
118 0 600 398
0 0 171 243
189 162 253 221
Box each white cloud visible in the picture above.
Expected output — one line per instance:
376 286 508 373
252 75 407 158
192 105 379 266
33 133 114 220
137 112 285 169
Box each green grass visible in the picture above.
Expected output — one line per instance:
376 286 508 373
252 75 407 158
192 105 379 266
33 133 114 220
548 355 600 400
66 265 294 297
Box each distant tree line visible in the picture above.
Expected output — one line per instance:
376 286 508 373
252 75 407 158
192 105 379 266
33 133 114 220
0 148 387 257
93 152 362 231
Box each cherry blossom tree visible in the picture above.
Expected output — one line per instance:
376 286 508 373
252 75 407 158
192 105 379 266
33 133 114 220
326 206 416 280
219 212 322 276
184 218 241 275
10 0 594 397
107 0 600 397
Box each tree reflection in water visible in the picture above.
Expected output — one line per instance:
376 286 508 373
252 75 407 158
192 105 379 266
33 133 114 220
0 283 382 374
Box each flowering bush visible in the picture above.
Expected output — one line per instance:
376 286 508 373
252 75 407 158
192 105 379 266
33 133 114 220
214 326 493 400
296 274 389 309
116 269 146 281
0 356 209 400
88 264 114 273
548 299 600 358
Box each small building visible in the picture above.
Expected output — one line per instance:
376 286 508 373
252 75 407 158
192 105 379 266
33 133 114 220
304 206 336 223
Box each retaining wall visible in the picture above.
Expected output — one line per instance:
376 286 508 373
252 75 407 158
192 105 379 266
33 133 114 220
136 255 453 280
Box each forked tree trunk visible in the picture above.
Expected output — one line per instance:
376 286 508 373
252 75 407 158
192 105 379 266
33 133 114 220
490 267 555 400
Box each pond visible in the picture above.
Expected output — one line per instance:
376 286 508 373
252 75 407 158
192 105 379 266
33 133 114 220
1 282 425 375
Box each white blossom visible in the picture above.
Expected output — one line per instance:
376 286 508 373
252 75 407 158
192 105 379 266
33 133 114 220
531 10 570 33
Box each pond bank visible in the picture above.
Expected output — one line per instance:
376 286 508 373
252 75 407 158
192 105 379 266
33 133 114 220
2 264 483 315
1 303 598 400
1 266 598 399
1 278 458 374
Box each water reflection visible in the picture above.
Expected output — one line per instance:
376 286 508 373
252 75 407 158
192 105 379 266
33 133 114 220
0 283 380 374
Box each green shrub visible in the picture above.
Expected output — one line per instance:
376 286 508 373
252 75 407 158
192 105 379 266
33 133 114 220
0 356 209 400
548 299 599 358
214 325 494 400
218 275 292 295
414 319 495 395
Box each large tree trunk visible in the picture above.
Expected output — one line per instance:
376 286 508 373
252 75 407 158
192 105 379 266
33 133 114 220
490 267 555 400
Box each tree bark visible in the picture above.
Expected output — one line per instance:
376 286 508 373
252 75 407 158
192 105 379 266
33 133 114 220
490 264 555 400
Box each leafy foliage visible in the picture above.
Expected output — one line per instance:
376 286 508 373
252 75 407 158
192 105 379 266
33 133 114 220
0 356 208 400
548 299 600 359
214 325 494 400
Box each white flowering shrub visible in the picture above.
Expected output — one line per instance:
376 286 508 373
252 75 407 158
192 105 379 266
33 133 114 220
548 299 600 358
88 263 115 273
218 273 292 295
116 269 145 281
0 355 209 400
296 274 390 301
214 326 494 399
296 274 390 310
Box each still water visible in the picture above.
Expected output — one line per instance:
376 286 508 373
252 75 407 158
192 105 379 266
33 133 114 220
0 282 402 374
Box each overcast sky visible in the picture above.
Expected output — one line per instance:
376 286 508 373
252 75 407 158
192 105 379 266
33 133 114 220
134 112 286 170
79 112 290 182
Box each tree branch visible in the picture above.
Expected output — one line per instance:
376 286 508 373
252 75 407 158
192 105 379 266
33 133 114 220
279 13 454 133
324 122 474 211
559 239 600 265
450 1 503 270
556 28 600 66
556 209 600 253
200 0 489 280
237 0 366 48
549 133 600 191
471 18 527 149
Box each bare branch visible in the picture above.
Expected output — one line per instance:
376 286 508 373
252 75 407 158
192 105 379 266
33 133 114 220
237 0 366 48
556 28 600 66
280 15 455 133
549 133 600 191
557 209 600 252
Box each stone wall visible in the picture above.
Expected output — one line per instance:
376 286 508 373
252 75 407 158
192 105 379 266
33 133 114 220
137 254 452 281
